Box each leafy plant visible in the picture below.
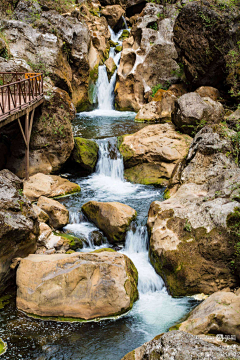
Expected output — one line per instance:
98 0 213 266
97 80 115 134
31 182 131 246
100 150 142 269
184 220 192 232
151 82 171 97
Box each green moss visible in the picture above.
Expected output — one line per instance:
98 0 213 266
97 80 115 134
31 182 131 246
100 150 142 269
72 137 99 172
91 248 116 253
0 338 7 355
119 30 129 41
25 308 131 323
227 207 240 274
89 64 99 82
124 164 168 186
169 323 181 331
164 189 171 200
115 45 122 53
53 232 84 250
118 135 135 163
109 40 117 47
0 294 11 310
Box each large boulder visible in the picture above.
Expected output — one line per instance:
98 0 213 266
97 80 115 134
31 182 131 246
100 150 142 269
118 123 192 185
16 251 138 320
82 201 137 243
0 169 39 296
23 173 80 202
147 126 240 296
101 5 125 31
172 92 224 135
37 196 69 229
121 331 240 360
173 1 240 95
72 138 99 172
115 3 180 111
174 291 240 342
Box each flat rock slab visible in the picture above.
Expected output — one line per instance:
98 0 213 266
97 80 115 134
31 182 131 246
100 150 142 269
16 252 138 320
23 173 80 202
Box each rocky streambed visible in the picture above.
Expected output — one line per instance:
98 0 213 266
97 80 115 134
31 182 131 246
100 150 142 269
0 113 198 360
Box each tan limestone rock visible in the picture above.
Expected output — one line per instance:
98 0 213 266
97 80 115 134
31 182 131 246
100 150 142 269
37 196 69 229
16 252 138 320
23 173 80 202
82 201 137 243
174 291 240 342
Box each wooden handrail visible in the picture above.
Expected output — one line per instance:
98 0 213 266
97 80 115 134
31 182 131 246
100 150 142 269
0 73 43 119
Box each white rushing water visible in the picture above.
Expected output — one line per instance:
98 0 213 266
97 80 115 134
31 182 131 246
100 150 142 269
81 24 129 117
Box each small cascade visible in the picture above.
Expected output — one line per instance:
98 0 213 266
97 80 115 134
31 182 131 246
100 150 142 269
65 211 102 249
96 21 128 111
123 225 165 294
96 138 124 180
122 15 128 30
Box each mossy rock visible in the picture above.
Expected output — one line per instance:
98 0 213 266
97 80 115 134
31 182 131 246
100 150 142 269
109 40 117 47
124 256 139 309
72 137 99 172
115 45 123 53
124 164 168 186
0 294 11 310
117 134 135 163
54 232 84 250
119 30 129 41
91 248 116 253
89 64 99 82
0 338 7 355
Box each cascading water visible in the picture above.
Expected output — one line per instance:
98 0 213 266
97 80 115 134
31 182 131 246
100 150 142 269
123 226 165 294
96 138 124 179
96 25 126 111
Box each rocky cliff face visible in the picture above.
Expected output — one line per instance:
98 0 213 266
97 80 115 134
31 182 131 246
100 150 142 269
173 1 240 99
0 169 39 296
115 3 180 111
148 126 240 296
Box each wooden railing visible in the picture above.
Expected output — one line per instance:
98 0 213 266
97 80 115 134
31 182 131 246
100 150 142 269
0 72 43 120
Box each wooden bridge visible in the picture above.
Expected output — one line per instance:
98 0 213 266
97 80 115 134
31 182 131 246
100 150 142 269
0 72 44 179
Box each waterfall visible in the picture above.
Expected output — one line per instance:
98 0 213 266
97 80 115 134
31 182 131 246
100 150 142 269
122 15 128 30
123 226 165 294
96 23 127 111
96 138 124 180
